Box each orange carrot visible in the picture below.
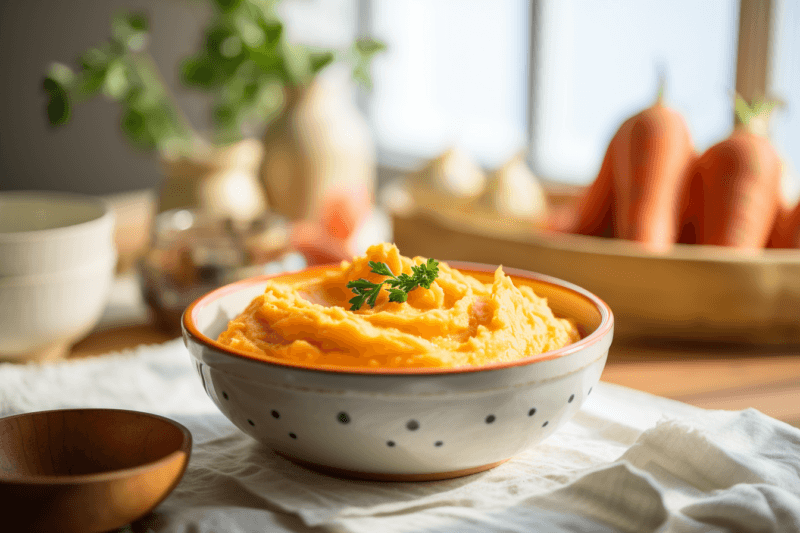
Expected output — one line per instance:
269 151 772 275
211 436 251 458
562 83 695 250
610 93 696 250
779 200 800 249
566 141 614 237
676 155 703 244
320 184 371 240
766 199 793 248
690 97 782 248
290 220 351 265
291 185 372 266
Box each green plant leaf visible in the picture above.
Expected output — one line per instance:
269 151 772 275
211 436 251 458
351 38 386 89
255 79 283 109
259 19 282 47
368 261 394 277
76 70 106 97
219 75 247 105
354 38 386 56
126 12 148 32
181 56 216 87
352 63 372 89
387 288 408 303
43 64 76 125
46 63 75 87
145 107 176 148
220 35 243 58
235 16 270 49
112 12 149 52
212 102 244 144
121 107 156 150
126 84 157 111
213 0 242 13
206 25 237 60
280 41 311 85
43 76 71 126
309 51 335 74
80 46 113 72
102 60 129 99
249 47 282 75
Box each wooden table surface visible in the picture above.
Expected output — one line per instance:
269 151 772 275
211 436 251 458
602 338 800 428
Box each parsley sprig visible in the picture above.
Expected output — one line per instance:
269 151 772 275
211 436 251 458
346 258 440 311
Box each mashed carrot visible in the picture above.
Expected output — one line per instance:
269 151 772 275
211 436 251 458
218 243 579 368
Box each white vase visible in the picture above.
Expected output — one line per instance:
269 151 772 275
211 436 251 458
260 70 376 222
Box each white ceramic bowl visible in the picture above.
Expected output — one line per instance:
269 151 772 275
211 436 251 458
0 191 115 276
0 255 116 362
0 191 117 362
182 264 613 480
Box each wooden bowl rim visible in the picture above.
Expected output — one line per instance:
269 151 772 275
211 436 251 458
399 186 800 264
182 261 614 376
0 408 192 485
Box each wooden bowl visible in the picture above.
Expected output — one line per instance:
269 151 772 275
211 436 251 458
392 206 800 345
0 409 192 532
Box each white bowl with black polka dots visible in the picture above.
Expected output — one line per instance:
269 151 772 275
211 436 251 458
182 263 613 481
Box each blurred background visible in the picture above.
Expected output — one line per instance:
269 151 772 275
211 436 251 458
2 0 798 196
2 0 800 355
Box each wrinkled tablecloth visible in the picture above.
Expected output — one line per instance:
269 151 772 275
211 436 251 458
1 339 799 533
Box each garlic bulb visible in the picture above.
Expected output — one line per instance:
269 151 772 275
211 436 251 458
415 147 486 200
484 152 547 221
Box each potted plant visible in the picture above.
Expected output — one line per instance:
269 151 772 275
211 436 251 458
43 0 384 223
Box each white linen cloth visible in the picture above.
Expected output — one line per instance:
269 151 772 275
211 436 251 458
1 340 798 533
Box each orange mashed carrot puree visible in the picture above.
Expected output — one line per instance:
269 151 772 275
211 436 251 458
217 243 579 368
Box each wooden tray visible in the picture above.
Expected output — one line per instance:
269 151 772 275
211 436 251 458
392 204 800 345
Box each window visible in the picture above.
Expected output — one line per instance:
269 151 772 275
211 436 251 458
366 0 529 170
359 0 799 200
528 0 738 185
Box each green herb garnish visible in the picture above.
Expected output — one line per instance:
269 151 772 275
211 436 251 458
347 259 440 311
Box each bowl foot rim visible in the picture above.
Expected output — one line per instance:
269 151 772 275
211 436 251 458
275 451 510 482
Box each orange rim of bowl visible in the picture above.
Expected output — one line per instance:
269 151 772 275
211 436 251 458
0 408 192 485
182 262 614 376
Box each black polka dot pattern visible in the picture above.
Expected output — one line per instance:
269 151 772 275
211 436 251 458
232 390 586 449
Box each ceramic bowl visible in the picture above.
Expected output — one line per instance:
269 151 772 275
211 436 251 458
0 408 192 533
0 191 117 362
0 254 116 362
0 191 116 276
182 263 613 481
